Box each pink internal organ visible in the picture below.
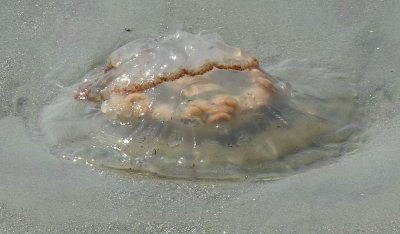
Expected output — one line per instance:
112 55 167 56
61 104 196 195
101 68 274 124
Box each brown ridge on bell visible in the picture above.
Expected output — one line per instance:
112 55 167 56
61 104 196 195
75 57 259 102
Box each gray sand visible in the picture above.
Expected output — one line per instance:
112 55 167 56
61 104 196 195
1 0 400 233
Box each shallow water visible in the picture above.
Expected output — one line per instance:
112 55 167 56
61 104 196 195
1 0 400 233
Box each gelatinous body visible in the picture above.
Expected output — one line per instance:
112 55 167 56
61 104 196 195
75 32 268 125
40 32 358 179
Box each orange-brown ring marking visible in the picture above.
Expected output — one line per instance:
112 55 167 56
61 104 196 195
76 58 260 102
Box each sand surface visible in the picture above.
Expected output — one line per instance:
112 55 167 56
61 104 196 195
1 0 400 233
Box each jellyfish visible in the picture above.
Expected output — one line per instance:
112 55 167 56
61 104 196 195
40 32 359 179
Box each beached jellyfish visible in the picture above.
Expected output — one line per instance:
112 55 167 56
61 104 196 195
40 32 359 179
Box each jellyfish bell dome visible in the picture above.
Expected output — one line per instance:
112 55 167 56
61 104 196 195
75 32 268 125
40 31 358 179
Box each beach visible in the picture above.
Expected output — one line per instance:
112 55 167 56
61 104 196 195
1 0 400 232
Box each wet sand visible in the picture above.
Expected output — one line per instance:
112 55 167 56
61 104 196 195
1 0 400 233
